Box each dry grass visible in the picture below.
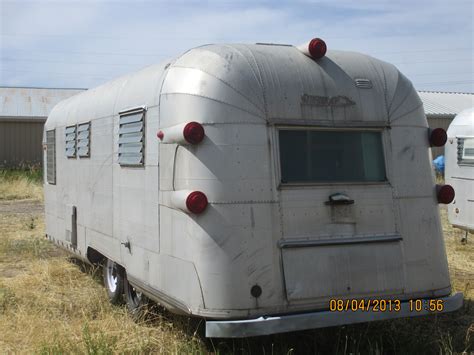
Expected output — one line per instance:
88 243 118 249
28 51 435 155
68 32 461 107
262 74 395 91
0 212 205 353
0 169 43 201
0 176 472 354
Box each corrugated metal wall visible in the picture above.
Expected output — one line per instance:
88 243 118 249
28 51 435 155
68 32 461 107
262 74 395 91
427 115 454 158
0 119 45 167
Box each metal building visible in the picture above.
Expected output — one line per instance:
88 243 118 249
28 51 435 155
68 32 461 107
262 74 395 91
0 87 85 168
418 91 474 158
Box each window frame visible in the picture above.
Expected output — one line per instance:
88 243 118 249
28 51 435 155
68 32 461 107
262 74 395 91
274 125 389 188
457 137 474 166
65 125 77 158
46 129 56 185
77 121 91 158
118 106 147 167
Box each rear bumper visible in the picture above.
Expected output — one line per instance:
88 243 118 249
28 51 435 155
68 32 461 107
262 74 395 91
205 292 463 338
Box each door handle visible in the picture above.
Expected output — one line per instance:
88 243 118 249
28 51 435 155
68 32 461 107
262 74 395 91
325 193 354 205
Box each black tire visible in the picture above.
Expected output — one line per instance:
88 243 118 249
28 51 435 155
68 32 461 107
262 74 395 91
124 276 151 320
102 258 124 305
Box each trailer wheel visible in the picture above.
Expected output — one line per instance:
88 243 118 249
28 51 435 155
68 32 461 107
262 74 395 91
124 277 150 320
102 258 124 305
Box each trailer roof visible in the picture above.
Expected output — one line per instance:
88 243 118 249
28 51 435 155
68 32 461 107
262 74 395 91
45 43 426 129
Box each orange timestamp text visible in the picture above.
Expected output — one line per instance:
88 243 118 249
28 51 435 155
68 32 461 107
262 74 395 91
329 298 445 312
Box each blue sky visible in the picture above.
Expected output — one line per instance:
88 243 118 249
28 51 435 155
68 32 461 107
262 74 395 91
1 0 473 92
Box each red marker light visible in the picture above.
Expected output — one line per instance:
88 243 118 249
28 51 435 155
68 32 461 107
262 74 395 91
436 184 455 204
429 128 447 147
183 122 205 145
157 130 164 140
186 191 208 214
308 38 327 59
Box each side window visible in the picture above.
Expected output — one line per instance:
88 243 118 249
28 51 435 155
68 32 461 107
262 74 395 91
65 125 77 158
457 137 474 166
118 109 145 166
46 129 56 185
77 122 91 158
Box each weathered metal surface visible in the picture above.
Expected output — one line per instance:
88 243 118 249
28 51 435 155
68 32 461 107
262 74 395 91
43 43 455 334
0 87 85 120
419 91 474 116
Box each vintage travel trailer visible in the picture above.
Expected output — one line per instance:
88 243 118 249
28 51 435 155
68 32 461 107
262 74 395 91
43 38 462 337
446 107 474 242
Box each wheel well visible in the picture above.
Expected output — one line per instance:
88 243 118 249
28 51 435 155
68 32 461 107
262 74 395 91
86 247 105 265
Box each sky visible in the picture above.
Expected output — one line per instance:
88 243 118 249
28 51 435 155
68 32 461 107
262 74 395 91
0 0 473 92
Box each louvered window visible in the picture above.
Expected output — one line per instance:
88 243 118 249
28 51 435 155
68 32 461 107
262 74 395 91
65 125 77 158
118 109 145 166
457 137 474 166
77 122 91 158
46 129 56 184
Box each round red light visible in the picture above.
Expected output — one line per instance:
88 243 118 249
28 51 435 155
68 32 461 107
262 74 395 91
157 130 164 140
186 191 208 214
308 38 327 59
429 128 447 147
436 184 455 204
183 122 205 145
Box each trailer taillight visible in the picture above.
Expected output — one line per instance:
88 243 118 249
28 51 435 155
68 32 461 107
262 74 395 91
183 122 205 145
436 184 455 204
297 38 327 59
186 191 208 214
157 121 205 145
429 128 447 147
308 38 327 59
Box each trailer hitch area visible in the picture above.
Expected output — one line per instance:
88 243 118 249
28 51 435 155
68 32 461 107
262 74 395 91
325 193 355 206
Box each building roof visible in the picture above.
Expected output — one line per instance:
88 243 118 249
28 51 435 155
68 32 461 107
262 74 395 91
0 86 85 121
418 91 474 117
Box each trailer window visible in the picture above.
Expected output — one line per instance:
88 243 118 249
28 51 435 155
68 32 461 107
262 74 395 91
65 125 77 158
118 110 145 166
279 129 386 183
46 129 56 185
457 137 474 165
77 122 91 158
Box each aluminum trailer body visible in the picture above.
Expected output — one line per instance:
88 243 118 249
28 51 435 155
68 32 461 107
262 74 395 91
43 42 461 337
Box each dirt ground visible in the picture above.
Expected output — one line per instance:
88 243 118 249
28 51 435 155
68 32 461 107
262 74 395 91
0 199 44 215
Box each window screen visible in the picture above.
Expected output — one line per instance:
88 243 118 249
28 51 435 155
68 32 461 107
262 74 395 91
65 125 77 158
279 129 386 183
118 110 145 166
46 129 56 184
457 137 474 165
77 122 91 158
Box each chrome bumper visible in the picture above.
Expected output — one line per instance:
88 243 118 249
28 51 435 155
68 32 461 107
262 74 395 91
206 293 463 338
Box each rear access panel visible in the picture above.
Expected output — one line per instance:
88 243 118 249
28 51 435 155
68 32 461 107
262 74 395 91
281 237 405 301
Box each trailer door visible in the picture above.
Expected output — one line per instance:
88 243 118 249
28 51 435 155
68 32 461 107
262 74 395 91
277 127 405 302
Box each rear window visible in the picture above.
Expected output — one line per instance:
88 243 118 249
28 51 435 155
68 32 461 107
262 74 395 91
279 129 386 183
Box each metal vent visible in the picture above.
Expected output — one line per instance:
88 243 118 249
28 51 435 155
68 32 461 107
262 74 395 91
77 122 91 158
65 125 77 158
118 110 145 166
46 129 56 184
355 78 373 89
